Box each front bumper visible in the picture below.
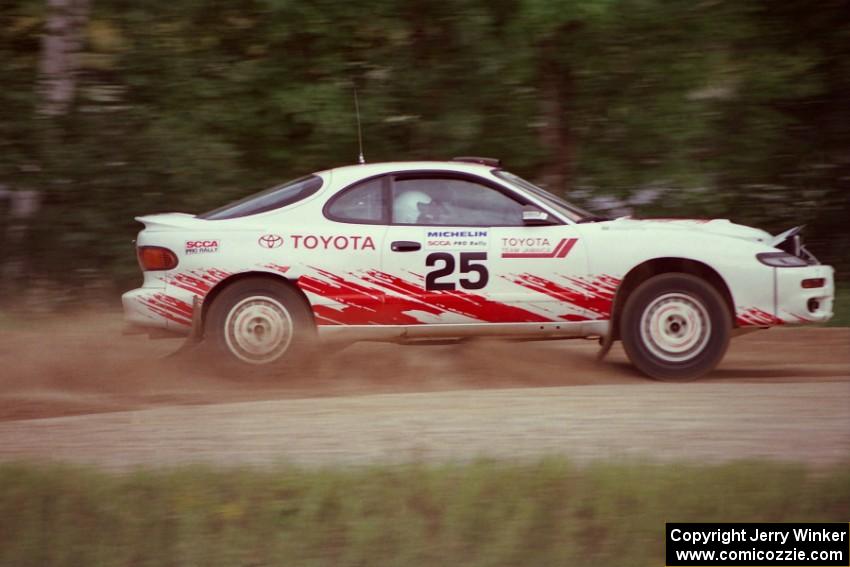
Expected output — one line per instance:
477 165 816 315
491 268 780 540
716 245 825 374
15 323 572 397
775 264 834 324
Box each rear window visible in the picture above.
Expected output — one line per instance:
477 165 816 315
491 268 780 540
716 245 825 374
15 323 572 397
199 175 323 220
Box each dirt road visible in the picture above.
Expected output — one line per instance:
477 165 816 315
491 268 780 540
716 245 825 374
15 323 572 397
0 316 848 468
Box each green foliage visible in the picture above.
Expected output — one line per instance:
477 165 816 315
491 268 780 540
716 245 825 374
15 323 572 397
0 459 848 566
0 0 848 298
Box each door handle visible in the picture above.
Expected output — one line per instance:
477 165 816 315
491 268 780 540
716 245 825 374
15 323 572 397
391 240 421 252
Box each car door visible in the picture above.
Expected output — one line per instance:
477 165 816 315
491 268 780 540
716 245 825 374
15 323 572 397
304 174 389 326
380 172 591 325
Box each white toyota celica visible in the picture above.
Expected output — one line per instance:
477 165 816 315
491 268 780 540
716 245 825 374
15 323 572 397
123 157 835 379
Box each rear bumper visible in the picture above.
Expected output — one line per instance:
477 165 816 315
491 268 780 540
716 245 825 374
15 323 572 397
122 287 192 336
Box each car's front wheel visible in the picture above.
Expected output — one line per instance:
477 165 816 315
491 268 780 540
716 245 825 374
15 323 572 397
620 273 731 380
205 277 314 370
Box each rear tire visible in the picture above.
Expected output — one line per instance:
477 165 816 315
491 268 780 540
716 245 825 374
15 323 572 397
620 273 730 380
204 278 314 373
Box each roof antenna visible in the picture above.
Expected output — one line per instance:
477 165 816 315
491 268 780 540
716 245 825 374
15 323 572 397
354 85 366 164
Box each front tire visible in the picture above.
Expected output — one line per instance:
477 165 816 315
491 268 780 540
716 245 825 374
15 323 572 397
205 278 314 370
620 273 731 380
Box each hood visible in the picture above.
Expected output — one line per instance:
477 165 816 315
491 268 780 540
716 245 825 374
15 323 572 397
606 217 772 244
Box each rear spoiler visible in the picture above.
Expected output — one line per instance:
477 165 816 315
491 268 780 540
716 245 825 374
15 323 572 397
135 212 199 231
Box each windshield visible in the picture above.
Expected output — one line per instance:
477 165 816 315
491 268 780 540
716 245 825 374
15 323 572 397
199 175 323 220
493 170 595 223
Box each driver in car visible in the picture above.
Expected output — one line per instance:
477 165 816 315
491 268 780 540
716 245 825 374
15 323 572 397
393 190 451 224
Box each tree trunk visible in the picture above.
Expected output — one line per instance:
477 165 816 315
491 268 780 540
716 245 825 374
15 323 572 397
0 189 42 295
537 27 577 196
538 72 574 195
3 0 89 295
39 0 90 116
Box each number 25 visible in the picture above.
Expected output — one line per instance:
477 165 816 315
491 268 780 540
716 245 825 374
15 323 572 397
425 252 489 291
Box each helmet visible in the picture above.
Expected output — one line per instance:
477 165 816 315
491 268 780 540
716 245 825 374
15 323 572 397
393 190 432 224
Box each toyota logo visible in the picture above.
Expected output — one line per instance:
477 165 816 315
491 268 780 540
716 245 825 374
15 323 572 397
258 234 284 249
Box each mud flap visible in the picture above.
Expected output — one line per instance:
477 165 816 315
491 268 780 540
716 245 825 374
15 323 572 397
166 296 203 358
596 332 615 362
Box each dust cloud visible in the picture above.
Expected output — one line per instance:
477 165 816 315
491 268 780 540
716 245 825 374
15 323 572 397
0 313 637 421
1 313 847 422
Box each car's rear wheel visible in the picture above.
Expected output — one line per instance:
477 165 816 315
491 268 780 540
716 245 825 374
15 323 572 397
205 278 314 371
620 273 731 380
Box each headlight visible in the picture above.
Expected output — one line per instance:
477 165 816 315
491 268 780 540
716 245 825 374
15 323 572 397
756 252 808 267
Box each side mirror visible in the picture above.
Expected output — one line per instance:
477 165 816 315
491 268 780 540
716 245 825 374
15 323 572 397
522 206 555 226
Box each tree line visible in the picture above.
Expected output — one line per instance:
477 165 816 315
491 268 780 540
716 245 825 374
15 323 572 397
1 0 848 303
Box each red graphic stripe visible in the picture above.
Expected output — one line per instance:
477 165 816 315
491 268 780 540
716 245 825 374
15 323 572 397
264 263 291 275
166 266 288 323
170 268 231 296
299 270 390 325
556 238 578 258
549 238 568 258
736 307 784 327
142 268 231 325
431 288 552 323
509 274 620 319
299 268 426 325
559 314 589 322
299 268 552 325
139 293 193 326
313 314 346 325
364 270 552 323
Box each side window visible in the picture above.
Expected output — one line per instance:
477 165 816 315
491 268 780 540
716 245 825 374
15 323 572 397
326 177 386 223
200 175 323 220
392 177 525 226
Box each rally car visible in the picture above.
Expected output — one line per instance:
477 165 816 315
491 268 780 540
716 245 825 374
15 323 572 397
122 157 834 379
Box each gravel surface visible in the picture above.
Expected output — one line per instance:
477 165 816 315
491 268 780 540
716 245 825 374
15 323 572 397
0 322 847 470
0 382 847 469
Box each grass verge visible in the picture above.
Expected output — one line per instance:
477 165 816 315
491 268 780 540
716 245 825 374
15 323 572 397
0 459 848 567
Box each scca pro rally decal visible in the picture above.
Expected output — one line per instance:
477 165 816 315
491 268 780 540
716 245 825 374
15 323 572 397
185 240 219 255
426 229 488 250
501 237 577 259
